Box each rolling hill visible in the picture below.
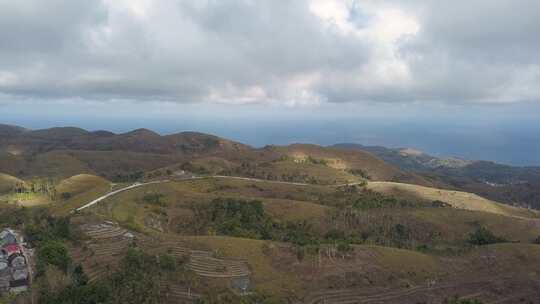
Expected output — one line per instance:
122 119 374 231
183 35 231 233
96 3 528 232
68 176 540 301
0 126 251 156
366 181 539 219
260 144 434 186
0 125 431 189
0 172 25 194
51 174 111 214
334 143 540 210
3 125 540 302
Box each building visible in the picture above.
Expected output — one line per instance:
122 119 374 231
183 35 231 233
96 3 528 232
0 229 29 294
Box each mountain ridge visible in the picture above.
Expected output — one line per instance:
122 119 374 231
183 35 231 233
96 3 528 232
332 142 540 209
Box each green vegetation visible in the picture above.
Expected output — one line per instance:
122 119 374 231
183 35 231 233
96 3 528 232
467 226 506 246
0 177 58 205
305 156 328 166
37 240 71 273
196 289 285 304
189 198 275 239
347 168 371 179
181 161 211 174
19 210 79 275
112 170 144 182
3 127 540 302
443 297 484 304
219 160 358 185
322 185 441 210
183 198 357 254
40 248 163 304
142 191 166 206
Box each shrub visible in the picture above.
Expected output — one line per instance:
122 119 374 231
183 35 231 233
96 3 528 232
142 192 165 206
38 240 71 273
444 296 484 304
432 200 450 207
60 192 72 200
158 254 177 271
467 226 506 246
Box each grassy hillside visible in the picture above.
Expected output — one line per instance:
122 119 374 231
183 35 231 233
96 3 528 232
13 174 540 302
81 177 540 252
51 174 111 214
266 144 433 186
0 151 93 178
366 181 540 219
0 172 25 194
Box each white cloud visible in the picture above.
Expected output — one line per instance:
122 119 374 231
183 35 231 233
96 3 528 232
0 0 539 106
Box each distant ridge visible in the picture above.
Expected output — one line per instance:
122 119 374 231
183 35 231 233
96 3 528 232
0 123 429 187
0 124 251 155
333 142 540 209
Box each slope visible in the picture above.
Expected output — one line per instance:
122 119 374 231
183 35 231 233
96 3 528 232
266 144 433 186
366 181 539 218
0 173 26 194
51 174 111 214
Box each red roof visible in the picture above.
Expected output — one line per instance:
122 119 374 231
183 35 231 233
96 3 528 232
2 244 21 254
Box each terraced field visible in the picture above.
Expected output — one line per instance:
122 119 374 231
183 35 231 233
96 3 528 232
76 223 251 283
188 253 250 278
138 236 251 278
160 279 201 304
305 276 540 304
73 223 133 282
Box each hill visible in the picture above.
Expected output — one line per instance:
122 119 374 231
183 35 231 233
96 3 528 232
262 144 433 186
332 143 473 172
0 173 25 194
64 176 540 301
0 125 251 155
0 125 431 189
333 143 540 210
366 181 539 218
52 174 111 214
0 124 27 138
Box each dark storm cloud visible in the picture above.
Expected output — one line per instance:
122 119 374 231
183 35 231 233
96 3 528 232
0 0 539 105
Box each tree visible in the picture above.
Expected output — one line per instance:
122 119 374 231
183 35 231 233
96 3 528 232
38 240 71 273
467 226 505 246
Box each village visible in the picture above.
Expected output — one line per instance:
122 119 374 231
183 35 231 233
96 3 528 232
0 229 31 295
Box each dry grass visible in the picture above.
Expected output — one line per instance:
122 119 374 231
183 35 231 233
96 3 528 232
176 235 302 295
410 208 540 244
0 173 51 206
370 245 441 274
51 174 111 215
270 144 432 186
262 198 329 222
367 181 540 218
0 172 25 194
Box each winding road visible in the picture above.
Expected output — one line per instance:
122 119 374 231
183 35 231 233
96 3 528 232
74 180 170 212
73 175 363 213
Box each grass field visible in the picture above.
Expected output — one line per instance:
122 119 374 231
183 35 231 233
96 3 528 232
62 175 540 302
51 174 112 215
79 177 540 254
0 173 51 206
367 181 540 219
0 172 25 194
0 192 51 207
176 235 302 295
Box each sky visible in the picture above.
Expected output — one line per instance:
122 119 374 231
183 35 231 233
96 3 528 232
1 0 540 165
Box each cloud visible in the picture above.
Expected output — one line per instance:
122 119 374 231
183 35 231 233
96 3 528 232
0 0 538 105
